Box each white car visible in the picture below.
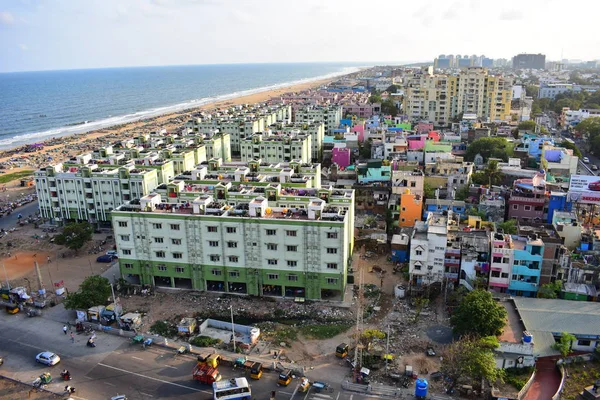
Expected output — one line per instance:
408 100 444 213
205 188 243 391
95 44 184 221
583 157 590 163
36 352 60 366
106 250 118 257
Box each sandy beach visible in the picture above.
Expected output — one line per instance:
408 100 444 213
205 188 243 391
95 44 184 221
0 75 341 179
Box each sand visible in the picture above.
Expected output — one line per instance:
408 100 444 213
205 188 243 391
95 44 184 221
0 76 340 181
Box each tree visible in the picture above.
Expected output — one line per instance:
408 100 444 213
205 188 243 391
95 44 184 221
450 290 507 337
518 120 537 131
557 140 583 159
386 84 399 93
553 332 576 357
381 99 398 117
441 335 503 391
497 219 518 234
54 221 94 253
525 85 539 99
63 275 112 310
454 185 471 201
423 182 436 199
538 280 563 299
464 137 513 162
369 91 382 104
576 117 600 139
484 160 503 188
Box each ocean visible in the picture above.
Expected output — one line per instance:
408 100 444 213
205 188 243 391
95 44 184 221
0 62 365 150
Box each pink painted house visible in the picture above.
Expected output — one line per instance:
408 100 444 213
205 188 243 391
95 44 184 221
416 122 434 134
332 147 351 168
352 123 365 142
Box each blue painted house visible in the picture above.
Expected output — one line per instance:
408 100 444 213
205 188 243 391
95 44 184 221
546 192 572 223
508 236 543 297
423 199 466 219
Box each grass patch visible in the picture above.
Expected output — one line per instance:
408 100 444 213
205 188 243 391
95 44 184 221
562 360 600 400
190 335 222 347
149 320 178 338
0 170 34 184
300 323 352 340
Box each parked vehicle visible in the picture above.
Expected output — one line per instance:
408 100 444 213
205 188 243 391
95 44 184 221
250 362 263 380
278 369 292 386
192 363 222 384
335 343 349 358
198 353 221 369
96 254 114 263
33 372 52 387
36 352 60 366
593 165 599 171
106 250 118 257
583 157 590 163
299 377 310 392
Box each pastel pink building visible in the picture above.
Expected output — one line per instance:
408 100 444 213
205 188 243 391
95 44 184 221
352 123 365 142
407 133 440 150
332 147 351 168
417 122 434 134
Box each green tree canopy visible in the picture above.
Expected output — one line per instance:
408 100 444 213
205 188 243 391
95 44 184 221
450 290 507 337
464 137 514 162
54 222 94 253
381 99 398 117
497 219 518 234
557 140 583 158
525 85 539 99
538 280 563 299
386 84 399 93
63 275 112 310
518 120 537 131
576 117 600 138
553 332 576 357
441 335 503 391
423 182 436 199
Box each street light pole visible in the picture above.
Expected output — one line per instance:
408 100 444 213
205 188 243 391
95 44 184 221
1 263 10 290
230 305 236 352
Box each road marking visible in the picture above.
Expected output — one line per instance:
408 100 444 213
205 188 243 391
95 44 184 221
104 382 116 386
140 392 154 397
132 356 144 361
97 363 210 394
313 394 332 399
336 393 340 400
164 365 178 369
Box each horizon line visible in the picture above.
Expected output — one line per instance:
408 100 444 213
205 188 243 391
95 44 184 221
0 60 429 75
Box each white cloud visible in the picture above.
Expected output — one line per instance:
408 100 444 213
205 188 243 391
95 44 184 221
0 11 15 25
18 43 28 51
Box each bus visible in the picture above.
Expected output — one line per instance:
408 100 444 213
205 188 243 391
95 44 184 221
212 377 251 400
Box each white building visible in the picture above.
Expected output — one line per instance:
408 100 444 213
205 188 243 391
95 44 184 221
295 105 343 134
240 134 311 164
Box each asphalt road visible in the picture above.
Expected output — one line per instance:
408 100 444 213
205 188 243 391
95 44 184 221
0 200 39 230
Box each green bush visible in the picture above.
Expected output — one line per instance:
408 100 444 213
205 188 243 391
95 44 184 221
504 367 534 390
300 324 352 339
190 336 222 347
149 320 178 337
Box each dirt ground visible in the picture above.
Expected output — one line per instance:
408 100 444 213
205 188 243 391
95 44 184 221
0 377 60 399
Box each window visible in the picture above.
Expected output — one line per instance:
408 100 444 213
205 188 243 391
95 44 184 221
416 250 422 256
286 230 297 237
287 245 298 252
155 251 165 258
501 273 509 278
503 257 509 264
211 269 222 276
157 265 167 271
209 240 219 247
170 224 180 231
327 248 337 254
228 256 239 263
512 204 519 210
154 237 164 243
493 256 502 263
414 264 422 270
122 249 132 255
327 232 338 239
524 205 531 211
267 243 278 251
173 252 183 259
118 221 128 227
207 226 218 233
491 271 501 278
172 238 182 245
287 260 297 267
209 255 220 262
267 273 279 280
267 259 278 265
577 339 591 346
327 263 338 269
175 266 185 273
512 274 518 280
326 278 338 285
123 263 133 269
120 235 130 242
266 229 276 236
152 223 162 229
288 274 298 282
226 227 237 234
227 241 237 248
229 271 240 278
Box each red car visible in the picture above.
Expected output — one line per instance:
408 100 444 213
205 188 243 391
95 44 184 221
588 181 600 191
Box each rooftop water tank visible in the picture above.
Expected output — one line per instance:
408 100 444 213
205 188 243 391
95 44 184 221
415 378 428 398
523 331 533 343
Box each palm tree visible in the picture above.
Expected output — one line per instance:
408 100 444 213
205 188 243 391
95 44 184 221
484 160 503 188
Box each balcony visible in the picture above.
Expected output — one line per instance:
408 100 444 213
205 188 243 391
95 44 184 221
444 258 460 266
509 280 538 292
509 195 545 204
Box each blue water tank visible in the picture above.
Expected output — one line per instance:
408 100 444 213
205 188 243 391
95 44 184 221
415 378 428 397
523 331 533 343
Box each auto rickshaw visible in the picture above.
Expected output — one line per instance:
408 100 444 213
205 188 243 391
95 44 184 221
4 303 19 314
299 377 310 392
33 372 52 387
335 343 348 358
278 369 292 386
250 362 263 380
131 335 144 345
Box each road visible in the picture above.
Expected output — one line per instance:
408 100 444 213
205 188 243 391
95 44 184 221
0 200 39 230
0 310 387 400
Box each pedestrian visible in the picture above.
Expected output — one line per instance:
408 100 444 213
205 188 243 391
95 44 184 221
70 332 74 343
63 325 67 335
47 256 51 264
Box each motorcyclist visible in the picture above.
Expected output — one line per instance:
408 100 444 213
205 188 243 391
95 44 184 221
61 369 71 380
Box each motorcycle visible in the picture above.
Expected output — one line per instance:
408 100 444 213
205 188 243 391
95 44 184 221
60 371 71 381
87 339 96 348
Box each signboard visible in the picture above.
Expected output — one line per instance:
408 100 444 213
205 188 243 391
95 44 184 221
569 175 600 192
568 175 600 205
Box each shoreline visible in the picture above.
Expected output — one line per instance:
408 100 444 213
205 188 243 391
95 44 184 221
0 72 355 178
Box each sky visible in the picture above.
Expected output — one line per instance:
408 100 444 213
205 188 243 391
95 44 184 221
1 0 600 73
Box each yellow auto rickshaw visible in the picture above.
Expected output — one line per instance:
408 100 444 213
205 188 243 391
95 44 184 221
278 369 292 386
250 362 263 380
5 304 19 314
335 343 348 358
299 377 310 392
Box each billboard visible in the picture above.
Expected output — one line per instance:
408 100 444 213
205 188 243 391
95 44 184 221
568 175 600 205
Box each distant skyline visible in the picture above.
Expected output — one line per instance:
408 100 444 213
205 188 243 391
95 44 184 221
1 0 599 73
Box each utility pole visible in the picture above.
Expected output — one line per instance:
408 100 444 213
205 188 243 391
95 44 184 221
34 261 45 298
1 263 10 290
110 283 122 328
230 305 236 352
385 324 390 373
